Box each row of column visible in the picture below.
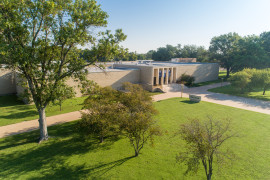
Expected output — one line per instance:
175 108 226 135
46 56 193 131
153 67 176 85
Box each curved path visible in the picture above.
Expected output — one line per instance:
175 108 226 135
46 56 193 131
1 82 270 138
153 82 270 115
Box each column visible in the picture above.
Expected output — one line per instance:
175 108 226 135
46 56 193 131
154 69 158 85
173 68 177 83
165 68 169 84
169 68 173 83
160 68 164 85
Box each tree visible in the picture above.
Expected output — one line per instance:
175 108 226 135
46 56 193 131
52 81 75 111
259 69 270 95
176 116 235 180
260 31 270 58
0 0 126 142
78 86 125 143
233 35 268 71
152 44 177 61
229 69 253 93
119 82 162 156
145 50 155 59
248 69 270 95
209 32 241 77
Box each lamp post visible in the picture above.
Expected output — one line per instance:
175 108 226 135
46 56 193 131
181 83 184 98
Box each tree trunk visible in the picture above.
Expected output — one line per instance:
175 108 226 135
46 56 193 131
99 136 104 143
207 173 212 180
135 150 139 157
263 87 266 95
38 108 48 143
226 67 230 78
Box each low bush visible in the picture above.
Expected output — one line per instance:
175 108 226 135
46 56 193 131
176 74 195 87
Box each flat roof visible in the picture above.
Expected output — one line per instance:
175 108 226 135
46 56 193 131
87 67 139 73
117 61 218 67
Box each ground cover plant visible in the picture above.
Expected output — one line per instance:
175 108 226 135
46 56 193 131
0 95 86 126
0 98 269 179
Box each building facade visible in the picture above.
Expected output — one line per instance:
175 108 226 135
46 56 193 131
0 61 219 97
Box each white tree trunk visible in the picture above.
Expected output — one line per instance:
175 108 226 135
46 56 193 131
38 108 48 143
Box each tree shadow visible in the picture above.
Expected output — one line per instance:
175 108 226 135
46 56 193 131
0 122 126 179
0 110 37 120
180 100 198 104
25 156 134 180
0 95 24 107
87 156 135 178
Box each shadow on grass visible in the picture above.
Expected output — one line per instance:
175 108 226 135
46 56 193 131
0 110 37 120
25 156 134 180
87 156 134 178
180 100 198 104
0 95 24 108
0 121 127 179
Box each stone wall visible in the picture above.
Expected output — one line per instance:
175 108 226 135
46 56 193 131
67 69 141 97
175 63 219 83
0 69 16 95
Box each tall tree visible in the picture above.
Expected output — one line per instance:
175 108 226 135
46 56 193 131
145 50 155 59
260 31 270 58
152 44 177 61
0 0 126 142
233 35 268 71
209 32 241 77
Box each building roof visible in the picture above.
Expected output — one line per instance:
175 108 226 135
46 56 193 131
116 61 218 68
86 66 139 73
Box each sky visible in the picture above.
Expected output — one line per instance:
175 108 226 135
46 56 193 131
94 0 270 53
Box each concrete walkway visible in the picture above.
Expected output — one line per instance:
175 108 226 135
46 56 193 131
153 82 270 115
1 82 270 138
0 111 81 138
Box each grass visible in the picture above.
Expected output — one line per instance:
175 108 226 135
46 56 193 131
209 85 270 101
0 95 87 126
146 91 163 96
0 98 269 179
192 70 227 87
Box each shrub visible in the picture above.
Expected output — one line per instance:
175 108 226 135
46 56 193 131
176 74 195 87
229 70 252 93
77 87 124 143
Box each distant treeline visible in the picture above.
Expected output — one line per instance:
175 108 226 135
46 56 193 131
81 31 270 77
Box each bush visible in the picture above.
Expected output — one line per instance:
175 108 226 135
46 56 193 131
229 70 252 93
230 68 270 95
176 74 195 87
77 87 124 143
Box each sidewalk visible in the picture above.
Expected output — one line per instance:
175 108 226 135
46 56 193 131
153 82 270 115
1 82 270 138
0 111 81 138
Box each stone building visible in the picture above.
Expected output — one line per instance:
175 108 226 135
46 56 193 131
0 60 219 97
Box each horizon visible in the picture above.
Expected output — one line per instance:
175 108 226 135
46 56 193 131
93 0 270 53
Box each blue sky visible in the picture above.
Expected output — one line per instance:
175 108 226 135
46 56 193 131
95 0 270 53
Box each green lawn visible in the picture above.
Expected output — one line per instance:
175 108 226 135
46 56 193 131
146 91 163 96
0 95 87 126
209 85 270 101
0 98 269 179
193 70 227 87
